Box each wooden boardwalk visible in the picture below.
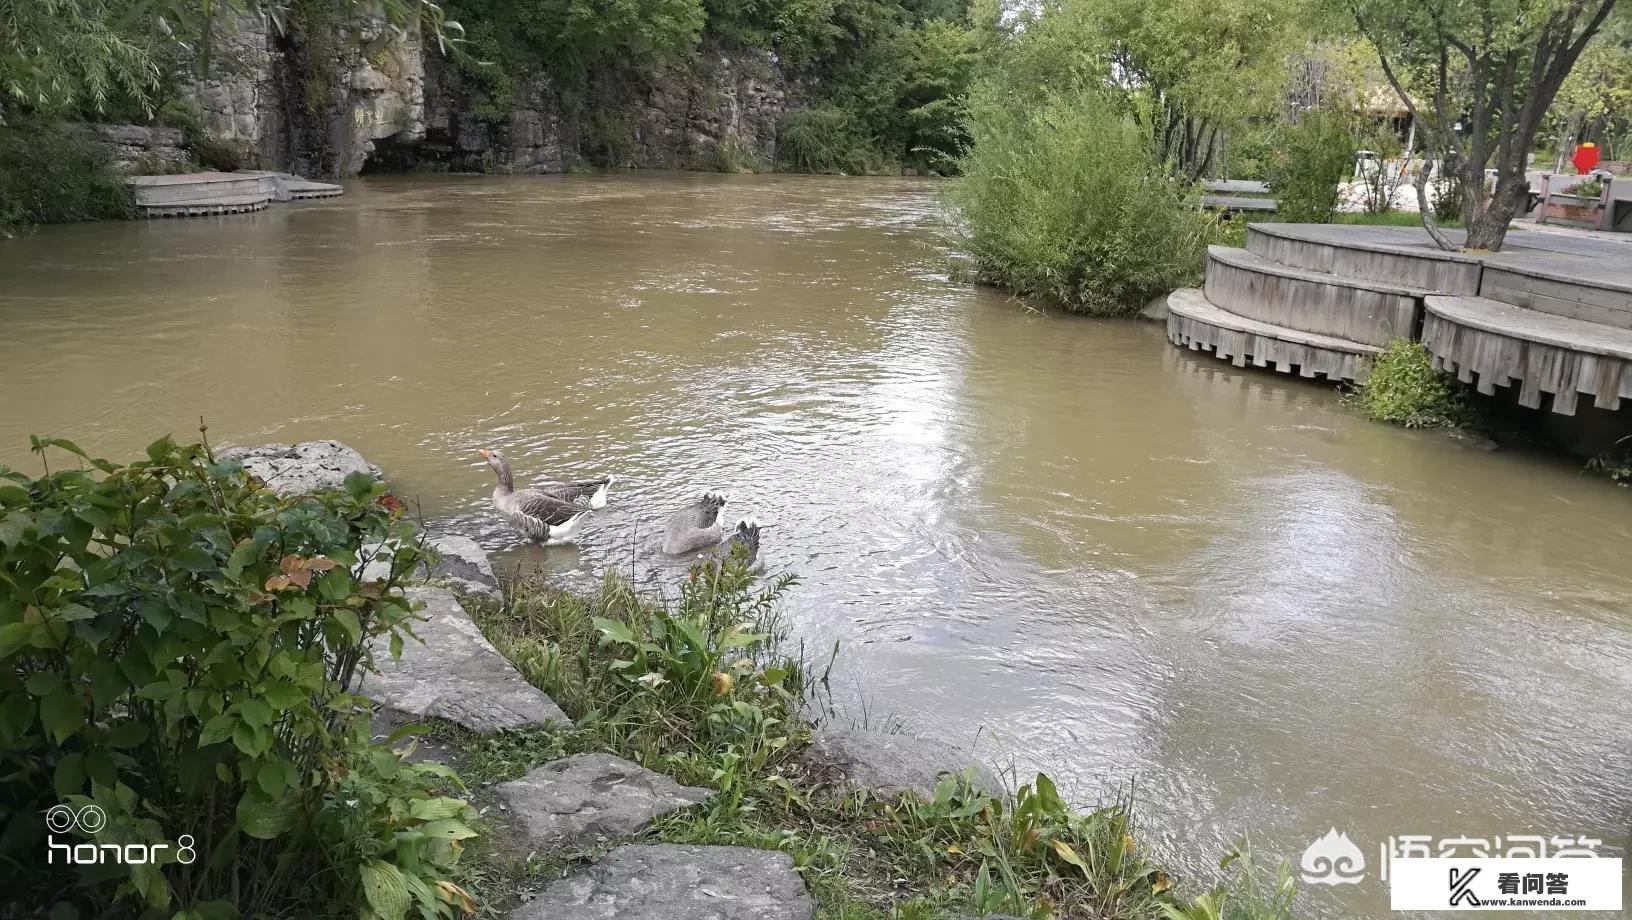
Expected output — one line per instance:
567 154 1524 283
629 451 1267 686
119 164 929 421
1166 223 1632 414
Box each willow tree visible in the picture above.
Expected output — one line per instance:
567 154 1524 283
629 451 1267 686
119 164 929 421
1351 0 1622 251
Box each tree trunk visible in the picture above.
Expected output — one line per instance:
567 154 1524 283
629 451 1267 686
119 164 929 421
1464 167 1532 250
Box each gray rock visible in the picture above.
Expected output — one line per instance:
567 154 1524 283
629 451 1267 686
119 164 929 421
358 532 501 598
808 728 1002 799
360 586 567 733
497 753 711 847
1138 294 1171 322
220 440 382 497
514 844 815 920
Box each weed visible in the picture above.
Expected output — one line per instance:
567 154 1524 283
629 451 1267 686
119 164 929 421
1348 340 1477 429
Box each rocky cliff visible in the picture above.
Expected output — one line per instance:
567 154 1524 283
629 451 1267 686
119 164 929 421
188 13 785 178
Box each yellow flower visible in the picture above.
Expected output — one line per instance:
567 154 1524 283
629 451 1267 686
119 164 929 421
711 672 734 695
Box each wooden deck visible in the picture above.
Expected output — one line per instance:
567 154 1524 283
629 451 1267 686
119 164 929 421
1167 223 1632 414
125 170 341 218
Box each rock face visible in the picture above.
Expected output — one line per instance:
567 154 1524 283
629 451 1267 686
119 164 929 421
497 754 711 847
221 440 382 497
808 728 1002 799
515 844 816 920
361 586 568 732
76 123 191 174
167 10 785 178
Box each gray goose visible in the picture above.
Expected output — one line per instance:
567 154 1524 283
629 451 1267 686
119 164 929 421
481 448 599 544
661 494 763 565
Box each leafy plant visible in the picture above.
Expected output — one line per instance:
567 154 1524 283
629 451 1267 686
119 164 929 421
1350 340 1475 429
0 435 476 917
1265 109 1356 224
950 85 1219 315
776 105 893 175
0 121 136 233
1562 177 1605 198
1161 842 1297 920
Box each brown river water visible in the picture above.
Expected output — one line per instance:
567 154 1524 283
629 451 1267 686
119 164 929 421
1 174 1628 914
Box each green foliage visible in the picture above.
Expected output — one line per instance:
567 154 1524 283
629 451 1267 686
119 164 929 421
1584 436 1632 485
776 105 892 173
1264 110 1355 224
950 86 1218 315
0 0 160 117
1351 340 1474 429
0 122 136 233
1160 843 1297 920
0 435 476 917
1562 177 1605 198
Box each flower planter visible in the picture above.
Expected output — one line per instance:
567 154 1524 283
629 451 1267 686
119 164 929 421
1543 193 1604 228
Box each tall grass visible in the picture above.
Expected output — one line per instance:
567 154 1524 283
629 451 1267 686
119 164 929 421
948 88 1218 316
453 559 1301 919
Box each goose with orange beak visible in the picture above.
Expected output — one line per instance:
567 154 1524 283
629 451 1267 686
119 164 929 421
480 448 602 544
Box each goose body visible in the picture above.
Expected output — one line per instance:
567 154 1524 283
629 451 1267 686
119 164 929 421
662 492 729 555
481 449 596 544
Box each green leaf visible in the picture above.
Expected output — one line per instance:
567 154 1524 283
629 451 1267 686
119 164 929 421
237 699 273 728
53 752 86 797
0 696 36 744
39 692 85 743
235 790 295 840
0 621 38 659
332 610 362 644
359 859 411 920
417 818 477 841
198 714 235 746
593 617 638 645
408 797 469 821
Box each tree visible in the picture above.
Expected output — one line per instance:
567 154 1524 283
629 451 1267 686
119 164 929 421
1351 0 1622 251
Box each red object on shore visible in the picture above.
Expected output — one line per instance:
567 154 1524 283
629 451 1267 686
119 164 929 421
1572 142 1600 174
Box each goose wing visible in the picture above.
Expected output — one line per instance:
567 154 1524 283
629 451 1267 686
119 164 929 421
538 477 611 504
512 489 587 526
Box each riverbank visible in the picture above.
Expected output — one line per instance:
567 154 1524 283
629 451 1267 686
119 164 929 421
199 439 1307 918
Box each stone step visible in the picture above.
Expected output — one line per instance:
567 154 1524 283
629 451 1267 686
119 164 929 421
360 586 568 733
514 844 816 920
1422 294 1632 414
1167 287 1377 383
497 754 711 847
1205 245 1424 347
1246 223 1484 294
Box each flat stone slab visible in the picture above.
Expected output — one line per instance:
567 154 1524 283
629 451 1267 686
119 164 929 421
497 753 711 847
808 728 1001 799
359 532 501 598
514 844 815 920
360 586 567 733
221 440 382 496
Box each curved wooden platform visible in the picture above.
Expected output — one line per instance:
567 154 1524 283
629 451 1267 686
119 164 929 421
1247 223 1484 294
1204 245 1423 347
126 170 342 218
1167 287 1377 383
140 194 271 218
1423 295 1632 414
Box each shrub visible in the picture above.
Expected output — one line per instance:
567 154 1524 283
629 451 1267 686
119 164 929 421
776 105 894 175
0 122 136 233
0 436 476 917
949 87 1218 315
1265 110 1356 224
1351 340 1474 428
1430 165 1466 223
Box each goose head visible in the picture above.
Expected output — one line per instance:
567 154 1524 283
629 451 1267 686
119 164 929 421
479 448 514 488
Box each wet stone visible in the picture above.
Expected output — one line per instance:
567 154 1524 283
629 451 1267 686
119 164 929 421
808 727 1002 799
220 439 382 497
512 844 815 920
497 753 711 847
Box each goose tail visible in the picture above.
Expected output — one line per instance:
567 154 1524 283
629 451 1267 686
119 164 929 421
545 510 590 545
589 475 616 510
727 517 761 565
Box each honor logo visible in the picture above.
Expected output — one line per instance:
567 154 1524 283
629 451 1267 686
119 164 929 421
45 804 195 866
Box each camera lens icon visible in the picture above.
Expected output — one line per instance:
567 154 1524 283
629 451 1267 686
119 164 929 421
44 805 77 833
44 804 105 834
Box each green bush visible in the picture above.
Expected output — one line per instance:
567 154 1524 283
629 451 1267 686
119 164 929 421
776 105 894 174
0 436 476 918
949 87 1218 315
1352 340 1474 428
0 122 136 233
1265 110 1356 224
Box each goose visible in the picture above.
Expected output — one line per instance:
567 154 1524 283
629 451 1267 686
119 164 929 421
721 518 762 566
661 492 730 555
480 448 591 544
537 474 616 510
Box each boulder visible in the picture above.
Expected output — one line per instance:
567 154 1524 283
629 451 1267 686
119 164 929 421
359 532 501 598
807 728 1002 799
497 753 711 847
360 586 567 733
514 844 815 920
220 440 382 497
